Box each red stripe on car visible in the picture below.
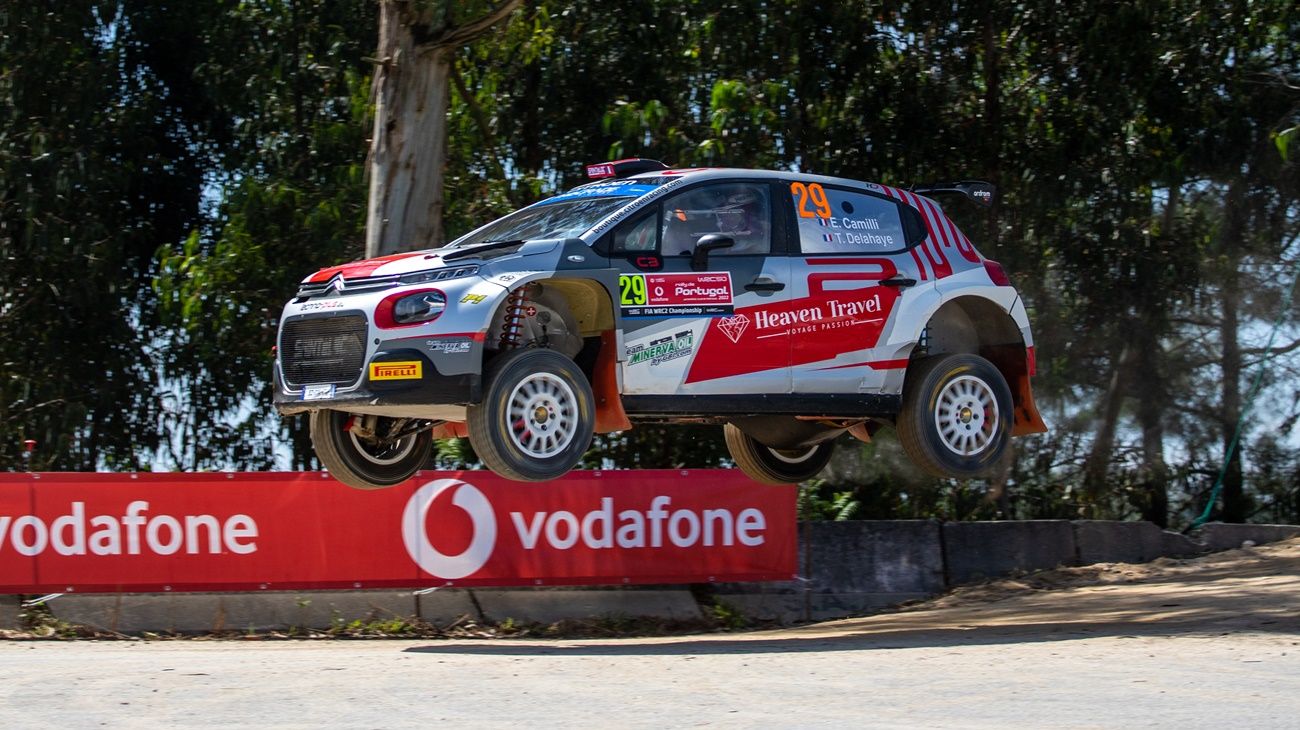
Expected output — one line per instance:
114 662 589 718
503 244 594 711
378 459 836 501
306 252 426 283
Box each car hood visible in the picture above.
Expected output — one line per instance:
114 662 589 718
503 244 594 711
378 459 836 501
302 240 565 284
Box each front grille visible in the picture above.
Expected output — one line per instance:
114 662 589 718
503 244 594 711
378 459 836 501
296 273 403 299
280 314 368 387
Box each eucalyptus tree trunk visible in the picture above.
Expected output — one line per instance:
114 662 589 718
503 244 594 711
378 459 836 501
365 0 521 258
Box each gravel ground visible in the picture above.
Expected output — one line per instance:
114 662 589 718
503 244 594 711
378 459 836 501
1 539 1297 728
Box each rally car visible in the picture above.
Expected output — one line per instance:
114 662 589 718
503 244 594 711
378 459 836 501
273 159 1046 489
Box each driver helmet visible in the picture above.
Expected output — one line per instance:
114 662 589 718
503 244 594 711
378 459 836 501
719 188 762 233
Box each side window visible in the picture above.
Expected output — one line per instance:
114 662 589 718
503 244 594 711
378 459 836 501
611 209 658 253
790 182 908 254
660 183 771 256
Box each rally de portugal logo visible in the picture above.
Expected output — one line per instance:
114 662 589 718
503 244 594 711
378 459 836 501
401 479 497 580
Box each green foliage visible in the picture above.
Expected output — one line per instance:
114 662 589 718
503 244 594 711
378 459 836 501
582 425 728 470
3 0 1298 530
797 479 861 522
151 0 376 470
0 2 211 470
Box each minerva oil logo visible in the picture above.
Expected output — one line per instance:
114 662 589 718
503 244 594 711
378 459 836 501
370 361 422 380
400 478 771 580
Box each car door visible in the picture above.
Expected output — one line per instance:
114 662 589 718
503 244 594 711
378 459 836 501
609 180 793 396
782 178 930 394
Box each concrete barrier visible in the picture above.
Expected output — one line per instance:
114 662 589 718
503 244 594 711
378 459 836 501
1195 522 1300 552
49 591 427 634
1073 520 1202 564
11 519 1299 632
804 520 945 620
942 520 1078 584
711 522 808 623
474 588 702 624
0 595 20 631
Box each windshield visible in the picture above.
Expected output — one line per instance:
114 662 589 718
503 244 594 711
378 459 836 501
448 177 672 248
450 196 635 247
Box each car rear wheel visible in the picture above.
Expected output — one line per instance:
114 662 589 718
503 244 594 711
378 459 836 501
723 423 835 485
897 353 1012 479
310 411 433 490
467 348 595 482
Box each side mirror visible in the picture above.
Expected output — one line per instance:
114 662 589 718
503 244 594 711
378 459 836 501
691 234 734 271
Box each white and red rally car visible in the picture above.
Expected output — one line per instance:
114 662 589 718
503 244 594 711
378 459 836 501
274 159 1046 488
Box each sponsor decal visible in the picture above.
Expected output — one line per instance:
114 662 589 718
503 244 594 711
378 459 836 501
619 272 734 317
427 339 472 355
0 501 258 557
300 300 345 311
751 293 885 335
686 279 901 383
627 329 695 366
715 315 750 344
402 480 497 580
633 255 662 271
0 471 795 593
460 293 487 304
401 478 776 580
370 361 422 380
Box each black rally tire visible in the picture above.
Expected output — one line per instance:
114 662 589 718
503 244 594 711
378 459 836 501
467 348 595 482
309 410 433 490
897 353 1013 479
723 423 835 485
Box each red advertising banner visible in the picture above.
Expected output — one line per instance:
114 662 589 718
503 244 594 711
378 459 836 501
0 470 796 593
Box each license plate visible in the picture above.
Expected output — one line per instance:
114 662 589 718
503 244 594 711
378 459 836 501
302 384 336 401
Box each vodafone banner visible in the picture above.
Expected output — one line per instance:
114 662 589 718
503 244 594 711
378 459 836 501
0 471 796 593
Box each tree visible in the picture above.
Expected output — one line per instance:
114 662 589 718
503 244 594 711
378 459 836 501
365 0 521 256
0 2 213 471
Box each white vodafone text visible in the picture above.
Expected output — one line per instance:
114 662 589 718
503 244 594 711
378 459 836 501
509 495 766 550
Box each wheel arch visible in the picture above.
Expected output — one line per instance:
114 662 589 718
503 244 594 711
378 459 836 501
920 295 1046 436
547 277 631 434
483 274 630 434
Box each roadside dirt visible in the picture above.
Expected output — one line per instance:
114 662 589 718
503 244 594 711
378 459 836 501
771 536 1300 645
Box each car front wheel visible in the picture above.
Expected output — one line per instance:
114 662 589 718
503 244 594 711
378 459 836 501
467 348 595 482
723 424 835 485
310 411 433 489
897 353 1012 479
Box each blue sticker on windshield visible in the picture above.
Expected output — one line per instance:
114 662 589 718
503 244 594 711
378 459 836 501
539 180 660 204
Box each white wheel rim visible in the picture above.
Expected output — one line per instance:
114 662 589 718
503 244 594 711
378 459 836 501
505 372 579 458
934 374 999 456
768 446 819 464
349 430 417 466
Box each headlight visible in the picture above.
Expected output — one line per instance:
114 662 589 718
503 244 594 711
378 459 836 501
377 289 446 328
394 292 446 323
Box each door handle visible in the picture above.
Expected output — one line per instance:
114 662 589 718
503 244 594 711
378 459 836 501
880 277 917 288
745 278 786 293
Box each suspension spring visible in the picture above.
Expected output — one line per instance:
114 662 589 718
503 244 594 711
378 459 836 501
500 286 529 349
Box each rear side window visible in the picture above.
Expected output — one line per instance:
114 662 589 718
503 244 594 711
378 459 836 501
790 182 908 254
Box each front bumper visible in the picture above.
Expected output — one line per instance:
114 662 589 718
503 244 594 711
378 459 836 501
273 348 481 416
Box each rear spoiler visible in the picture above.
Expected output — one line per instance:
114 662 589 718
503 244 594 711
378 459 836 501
585 158 670 179
910 180 996 208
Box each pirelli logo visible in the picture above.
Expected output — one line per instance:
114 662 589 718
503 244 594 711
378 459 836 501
369 361 422 381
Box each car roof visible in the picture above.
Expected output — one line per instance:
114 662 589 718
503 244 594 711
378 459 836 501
624 167 887 194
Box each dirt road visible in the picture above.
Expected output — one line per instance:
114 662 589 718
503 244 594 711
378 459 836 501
2 540 1297 727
